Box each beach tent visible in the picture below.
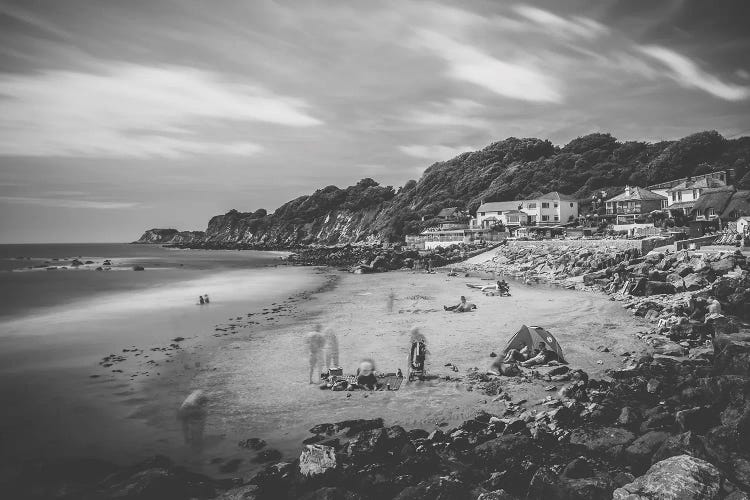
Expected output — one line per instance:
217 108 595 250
501 325 567 364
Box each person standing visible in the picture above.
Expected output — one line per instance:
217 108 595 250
306 325 326 384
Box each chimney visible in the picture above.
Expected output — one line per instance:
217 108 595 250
624 185 631 196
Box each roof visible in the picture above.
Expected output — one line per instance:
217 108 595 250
721 190 750 219
538 191 576 201
667 177 726 192
666 201 695 210
692 187 736 213
504 210 526 215
606 187 667 202
437 207 459 217
477 201 524 213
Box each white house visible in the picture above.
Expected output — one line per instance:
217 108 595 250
737 216 750 235
472 192 578 228
648 171 731 210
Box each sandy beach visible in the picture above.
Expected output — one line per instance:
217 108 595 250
132 266 650 479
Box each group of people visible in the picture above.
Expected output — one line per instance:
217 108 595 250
306 324 340 384
491 341 560 375
198 294 210 305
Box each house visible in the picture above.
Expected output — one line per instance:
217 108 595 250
472 191 578 228
721 190 750 221
604 186 666 224
436 207 460 220
691 187 736 221
664 177 727 214
737 216 750 235
648 170 733 208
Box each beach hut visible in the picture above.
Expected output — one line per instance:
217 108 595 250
502 325 567 363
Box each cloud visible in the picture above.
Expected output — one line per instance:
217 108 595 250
0 63 322 158
513 6 609 40
0 196 139 209
404 98 491 129
410 29 562 103
399 144 475 161
637 45 750 101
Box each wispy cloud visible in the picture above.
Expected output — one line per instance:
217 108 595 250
404 98 490 129
513 6 609 40
0 196 139 209
399 144 475 161
410 29 562 103
637 45 750 101
0 63 322 158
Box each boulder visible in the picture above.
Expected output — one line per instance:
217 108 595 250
683 273 709 291
612 455 723 500
645 281 675 296
528 467 616 500
347 428 387 461
624 431 670 475
473 435 534 467
713 332 750 376
651 431 706 463
617 407 641 429
299 445 336 477
569 427 635 455
393 476 470 500
676 406 718 434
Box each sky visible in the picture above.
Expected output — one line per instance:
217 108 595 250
1 0 749 243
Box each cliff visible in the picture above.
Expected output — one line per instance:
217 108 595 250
137 131 750 248
134 228 205 245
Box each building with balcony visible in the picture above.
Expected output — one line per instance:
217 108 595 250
472 192 578 228
605 186 666 224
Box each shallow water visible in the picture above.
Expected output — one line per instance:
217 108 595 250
0 244 325 470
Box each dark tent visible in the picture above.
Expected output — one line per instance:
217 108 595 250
501 325 567 364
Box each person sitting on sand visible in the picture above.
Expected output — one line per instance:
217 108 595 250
444 296 477 312
356 359 378 390
503 345 531 363
520 342 559 367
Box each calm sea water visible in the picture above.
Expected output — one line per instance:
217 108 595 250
0 243 323 469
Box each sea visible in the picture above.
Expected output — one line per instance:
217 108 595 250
0 243 323 472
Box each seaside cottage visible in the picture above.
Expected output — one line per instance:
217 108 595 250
472 192 578 228
647 170 732 209
722 190 750 221
691 187 736 222
664 177 727 215
604 186 667 224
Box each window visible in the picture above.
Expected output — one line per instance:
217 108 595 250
554 203 558 208
708 208 716 217
479 212 485 216
693 189 699 199
672 192 676 202
554 215 559 221
696 209 703 218
527 203 537 209
570 203 574 207
678 191 682 201
541 215 550 221
541 202 550 208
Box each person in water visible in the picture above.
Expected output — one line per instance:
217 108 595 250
199 295 205 305
203 294 210 304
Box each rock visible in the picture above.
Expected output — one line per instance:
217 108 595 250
624 431 670 475
652 431 706 463
213 484 258 500
683 273 709 291
347 428 387 461
299 445 336 477
309 423 337 436
617 407 641 429
300 487 363 500
335 418 384 436
653 343 685 357
612 455 723 500
528 466 616 500
238 438 266 450
646 378 661 393
645 281 676 296
676 406 717 434
713 332 750 376
562 457 594 479
393 475 470 500
407 429 429 441
100 468 186 499
569 427 635 455
218 458 243 473
474 434 534 467
476 490 516 500
252 449 281 463
732 457 750 492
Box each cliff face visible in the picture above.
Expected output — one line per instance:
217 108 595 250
134 228 205 244
137 131 750 248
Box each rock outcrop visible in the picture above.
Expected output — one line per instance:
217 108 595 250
134 228 205 245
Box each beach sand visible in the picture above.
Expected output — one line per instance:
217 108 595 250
132 267 650 479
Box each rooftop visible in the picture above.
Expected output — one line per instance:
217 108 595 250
606 186 667 202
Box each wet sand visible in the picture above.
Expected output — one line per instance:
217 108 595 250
134 268 649 479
